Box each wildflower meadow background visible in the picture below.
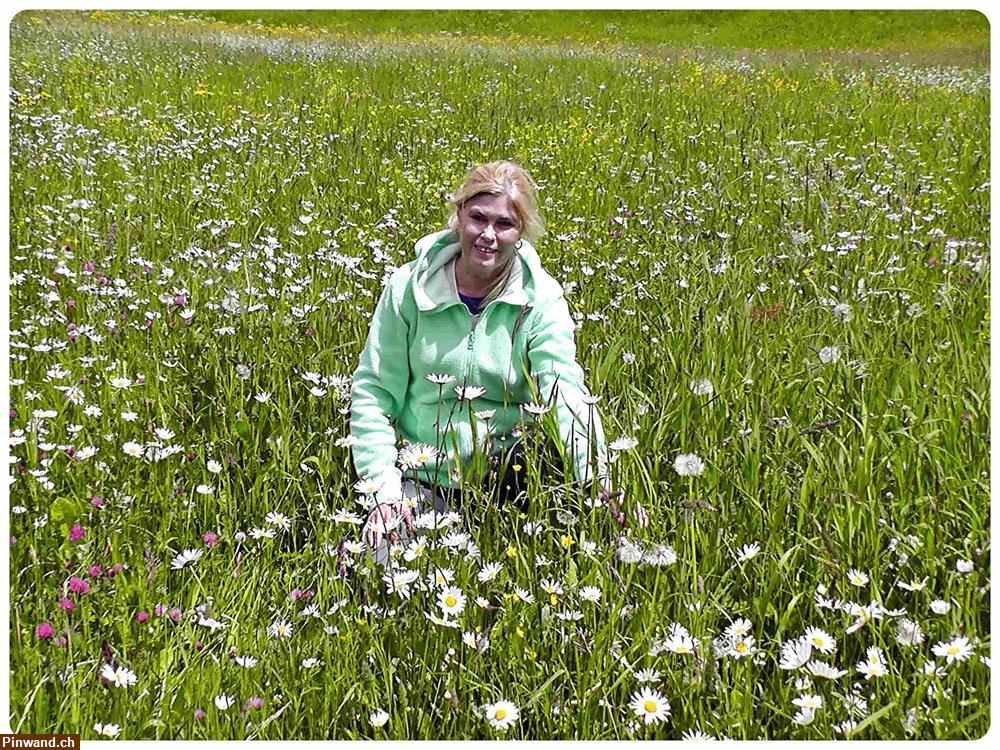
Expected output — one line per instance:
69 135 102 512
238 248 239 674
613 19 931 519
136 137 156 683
7 9 990 740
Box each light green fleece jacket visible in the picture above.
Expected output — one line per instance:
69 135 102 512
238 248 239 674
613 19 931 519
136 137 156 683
349 229 609 505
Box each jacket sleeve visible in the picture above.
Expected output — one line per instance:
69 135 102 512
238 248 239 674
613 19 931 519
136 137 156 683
349 274 410 505
525 295 609 487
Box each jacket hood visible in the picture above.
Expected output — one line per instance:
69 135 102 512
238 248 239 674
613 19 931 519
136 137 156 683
409 229 562 312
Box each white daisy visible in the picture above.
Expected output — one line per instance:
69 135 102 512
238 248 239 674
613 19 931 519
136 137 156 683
454 385 486 401
778 638 813 670
122 441 144 458
629 687 671 725
932 636 974 664
170 548 203 570
633 667 661 683
806 660 848 679
437 586 467 617
792 694 823 711
846 568 869 586
929 599 952 615
94 722 122 737
802 626 837 654
477 562 503 583
268 620 293 638
100 663 138 688
483 699 520 730
265 511 291 530
609 436 639 451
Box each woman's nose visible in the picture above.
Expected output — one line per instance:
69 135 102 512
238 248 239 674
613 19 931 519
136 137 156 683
482 225 496 239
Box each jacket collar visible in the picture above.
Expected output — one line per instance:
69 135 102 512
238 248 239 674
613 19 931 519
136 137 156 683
411 229 550 312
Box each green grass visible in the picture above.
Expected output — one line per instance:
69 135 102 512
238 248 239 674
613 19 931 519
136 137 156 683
180 9 988 52
7 10 990 741
19 9 989 65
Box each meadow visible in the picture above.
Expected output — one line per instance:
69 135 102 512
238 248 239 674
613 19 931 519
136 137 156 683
184 8 989 64
7 10 990 740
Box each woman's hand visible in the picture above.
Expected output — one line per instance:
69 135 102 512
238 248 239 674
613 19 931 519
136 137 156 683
363 500 416 549
599 486 649 528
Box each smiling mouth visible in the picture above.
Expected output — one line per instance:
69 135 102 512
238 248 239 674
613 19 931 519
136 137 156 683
474 244 498 255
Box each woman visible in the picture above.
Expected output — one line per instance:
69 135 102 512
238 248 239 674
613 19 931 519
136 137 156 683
349 161 647 553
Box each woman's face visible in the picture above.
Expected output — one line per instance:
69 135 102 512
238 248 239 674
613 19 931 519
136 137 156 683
455 193 522 282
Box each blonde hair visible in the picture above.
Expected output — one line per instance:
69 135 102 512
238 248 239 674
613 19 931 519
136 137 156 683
446 161 545 244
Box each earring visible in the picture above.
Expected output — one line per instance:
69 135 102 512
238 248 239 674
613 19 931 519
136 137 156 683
515 240 523 250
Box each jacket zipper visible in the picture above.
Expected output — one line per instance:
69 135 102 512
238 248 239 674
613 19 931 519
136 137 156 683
464 305 482 386
466 325 476 383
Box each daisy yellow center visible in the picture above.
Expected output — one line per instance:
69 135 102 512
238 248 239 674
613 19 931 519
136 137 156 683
812 637 823 646
495 709 507 720
643 700 657 713
948 645 960 654
445 596 457 607
736 642 747 653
